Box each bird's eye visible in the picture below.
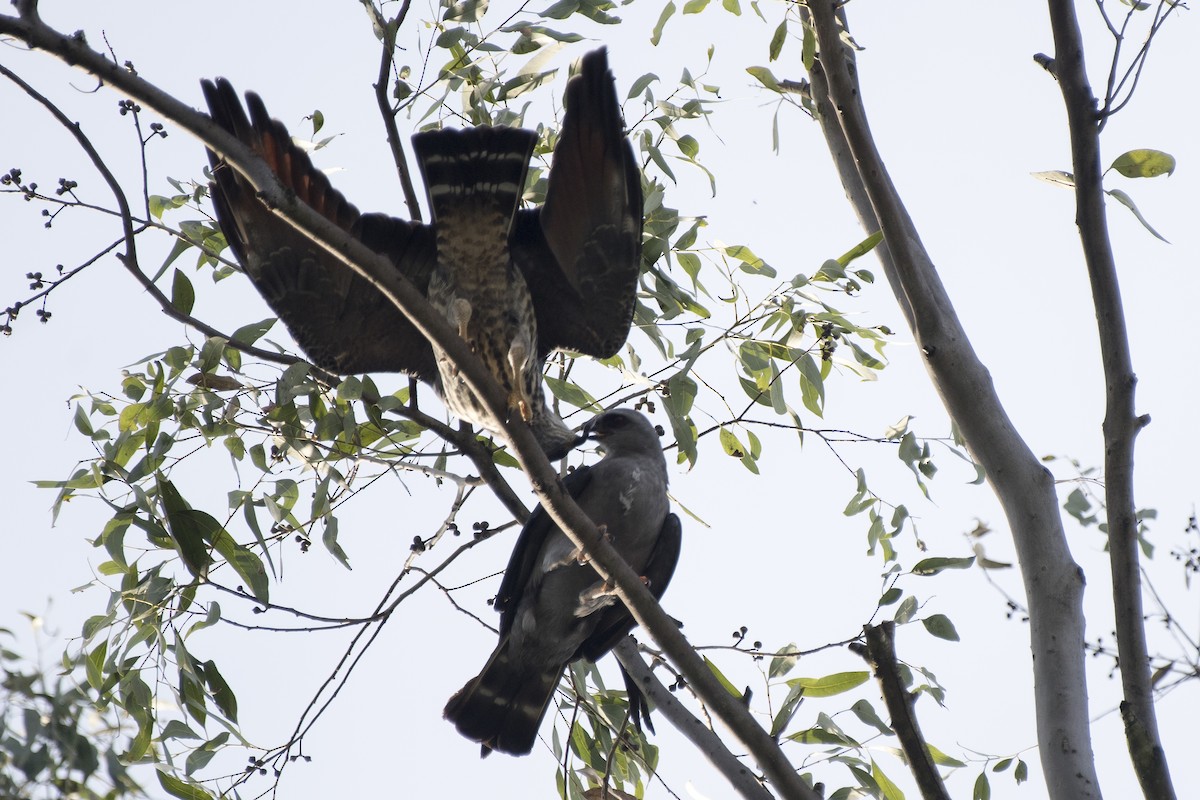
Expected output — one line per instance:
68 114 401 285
607 415 627 428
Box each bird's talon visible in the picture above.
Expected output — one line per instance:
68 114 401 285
447 297 473 342
575 580 618 617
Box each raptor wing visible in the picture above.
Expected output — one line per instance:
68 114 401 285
202 78 438 379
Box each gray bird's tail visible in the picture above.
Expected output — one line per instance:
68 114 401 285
443 638 561 756
411 127 537 234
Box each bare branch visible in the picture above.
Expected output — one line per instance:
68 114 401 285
0 14 821 798
804 2 1100 797
614 639 776 800
1045 1 1175 796
857 623 949 800
372 0 423 220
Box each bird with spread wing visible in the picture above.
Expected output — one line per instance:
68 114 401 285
443 408 682 756
201 49 641 460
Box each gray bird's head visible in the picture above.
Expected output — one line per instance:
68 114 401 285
582 408 663 457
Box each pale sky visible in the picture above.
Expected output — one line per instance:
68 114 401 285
3 2 1197 798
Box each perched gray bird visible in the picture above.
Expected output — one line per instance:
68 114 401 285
444 408 682 756
200 49 642 460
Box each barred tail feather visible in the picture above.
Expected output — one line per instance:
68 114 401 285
412 127 537 233
443 640 561 756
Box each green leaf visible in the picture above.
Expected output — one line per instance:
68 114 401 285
719 427 745 458
157 768 215 800
973 771 991 800
1106 188 1170 243
786 726 855 746
872 760 906 800
86 640 107 690
895 595 918 624
676 134 699 159
769 19 787 61
149 193 188 220
1015 759 1029 783
159 720 202 741
922 614 960 641
538 0 579 19
747 66 781 92
250 444 268 473
198 336 226 374
723 244 774 277
650 1 675 45
184 732 229 776
149 195 170 220
928 743 967 767
1031 169 1075 187
770 682 805 737
171 269 195 315
224 436 245 461
785 671 870 698
202 660 238 722
73 403 94 436
879 587 902 606
801 20 817 69
663 372 698 464
911 556 975 576
230 317 276 346
544 376 602 411
722 0 740 14
159 479 213 576
188 601 222 637
322 516 352 571
682 0 709 11
836 230 883 266
797 353 824 417
850 699 892 735
1110 148 1175 178
703 656 744 699
628 72 659 98
768 643 798 678
209 527 270 604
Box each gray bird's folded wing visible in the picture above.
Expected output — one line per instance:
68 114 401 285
493 465 594 638
576 512 681 662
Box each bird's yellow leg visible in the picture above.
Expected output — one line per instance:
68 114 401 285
448 297 472 341
546 525 610 570
506 339 534 422
575 574 651 618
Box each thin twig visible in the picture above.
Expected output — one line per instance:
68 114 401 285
372 0 423 220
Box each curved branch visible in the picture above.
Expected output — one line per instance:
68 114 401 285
1045 2 1173 797
0 13 818 798
0 49 530 529
804 3 1099 798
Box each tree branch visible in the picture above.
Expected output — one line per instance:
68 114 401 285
858 623 949 800
0 41 531 531
1044 2 1174 797
804 3 1100 797
371 0 423 221
614 639 776 800
0 13 818 799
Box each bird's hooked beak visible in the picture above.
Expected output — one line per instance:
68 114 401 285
579 415 609 446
